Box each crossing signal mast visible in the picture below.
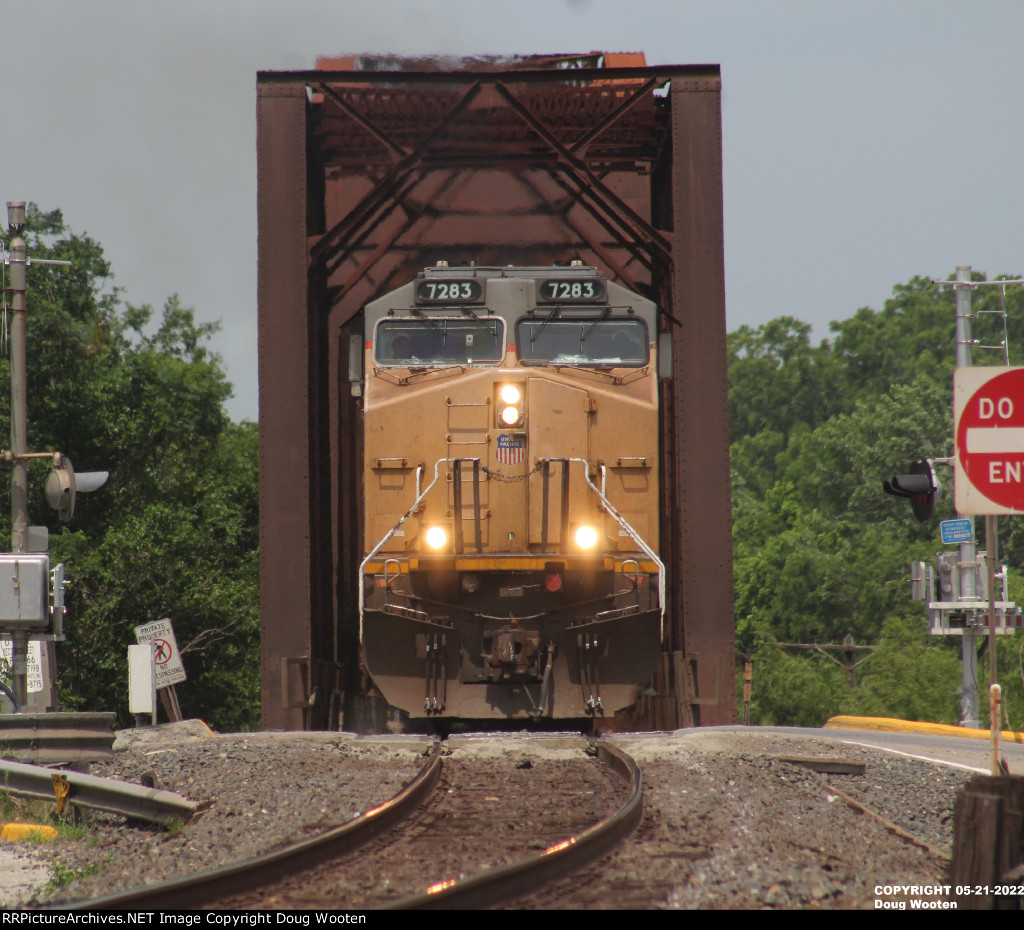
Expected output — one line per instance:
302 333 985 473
2 202 108 712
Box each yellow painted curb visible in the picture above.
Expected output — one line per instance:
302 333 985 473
0 823 58 842
825 715 1024 744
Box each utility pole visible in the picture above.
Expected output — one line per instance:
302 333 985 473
6 202 29 707
2 202 101 714
772 634 874 687
954 265 981 728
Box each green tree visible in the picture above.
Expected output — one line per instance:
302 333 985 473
0 206 258 730
730 271 1024 727
727 317 840 445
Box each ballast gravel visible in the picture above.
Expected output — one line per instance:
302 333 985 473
0 723 973 910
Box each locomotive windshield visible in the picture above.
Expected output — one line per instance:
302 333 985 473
375 317 505 367
516 317 648 367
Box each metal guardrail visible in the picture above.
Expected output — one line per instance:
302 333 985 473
0 757 204 825
0 712 116 763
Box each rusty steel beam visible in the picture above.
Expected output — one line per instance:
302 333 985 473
314 82 409 160
568 77 661 156
257 83 337 731
663 83 735 726
310 83 484 267
258 64 714 87
524 170 642 292
540 168 658 281
491 81 673 264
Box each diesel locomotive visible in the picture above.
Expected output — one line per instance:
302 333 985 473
359 262 664 720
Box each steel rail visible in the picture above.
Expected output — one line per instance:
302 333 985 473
0 758 201 826
386 738 643 910
65 740 443 911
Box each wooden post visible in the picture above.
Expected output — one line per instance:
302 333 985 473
742 660 752 726
674 650 695 729
950 775 1024 909
158 685 183 723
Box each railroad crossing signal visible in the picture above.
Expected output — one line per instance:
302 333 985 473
45 454 108 523
882 459 942 522
954 366 1024 514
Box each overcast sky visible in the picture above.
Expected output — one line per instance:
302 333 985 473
4 0 1023 423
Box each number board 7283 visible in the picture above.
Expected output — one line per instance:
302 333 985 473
537 278 607 303
414 279 484 304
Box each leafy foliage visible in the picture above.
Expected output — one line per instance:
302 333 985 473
0 206 257 730
733 270 1024 726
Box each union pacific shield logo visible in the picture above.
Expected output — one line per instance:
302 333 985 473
495 433 526 466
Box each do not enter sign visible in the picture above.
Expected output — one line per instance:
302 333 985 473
954 366 1024 514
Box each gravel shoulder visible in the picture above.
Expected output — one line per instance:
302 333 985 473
596 730 964 909
0 724 971 910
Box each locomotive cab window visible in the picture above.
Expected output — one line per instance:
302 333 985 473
375 317 505 367
516 317 648 367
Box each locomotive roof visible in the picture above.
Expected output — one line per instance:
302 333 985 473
416 264 604 279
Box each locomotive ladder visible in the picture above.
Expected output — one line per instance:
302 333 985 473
451 458 484 553
446 395 488 553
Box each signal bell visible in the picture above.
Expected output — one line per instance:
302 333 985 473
882 459 942 522
45 455 109 523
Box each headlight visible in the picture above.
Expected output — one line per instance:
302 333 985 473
574 525 599 549
499 384 521 405
425 526 448 549
495 383 525 428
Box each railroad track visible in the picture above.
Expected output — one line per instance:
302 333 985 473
68 741 443 910
389 739 642 910
69 735 642 911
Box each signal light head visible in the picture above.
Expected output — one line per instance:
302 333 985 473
882 458 942 522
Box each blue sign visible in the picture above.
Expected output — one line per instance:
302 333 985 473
940 519 974 545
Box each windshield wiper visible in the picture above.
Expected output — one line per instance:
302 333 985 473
580 307 611 343
409 307 445 337
529 308 561 345
459 306 498 338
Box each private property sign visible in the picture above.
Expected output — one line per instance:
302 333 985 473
954 366 1024 514
134 618 186 688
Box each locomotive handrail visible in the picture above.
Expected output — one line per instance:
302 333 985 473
563 456 666 640
359 458 465 642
